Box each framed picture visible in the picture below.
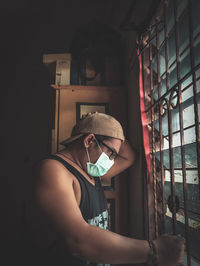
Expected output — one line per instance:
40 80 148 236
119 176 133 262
101 177 114 191
76 102 114 190
76 102 109 122
107 199 115 232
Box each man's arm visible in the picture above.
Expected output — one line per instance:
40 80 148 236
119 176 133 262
34 159 149 265
101 140 136 180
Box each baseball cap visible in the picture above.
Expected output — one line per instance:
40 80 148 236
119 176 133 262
60 112 125 145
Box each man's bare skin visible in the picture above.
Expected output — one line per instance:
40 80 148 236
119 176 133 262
34 133 184 265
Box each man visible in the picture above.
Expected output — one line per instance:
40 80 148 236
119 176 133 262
24 112 184 266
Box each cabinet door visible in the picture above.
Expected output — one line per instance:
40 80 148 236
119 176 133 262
51 85 128 235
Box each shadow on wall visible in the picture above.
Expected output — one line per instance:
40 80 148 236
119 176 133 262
1 51 52 264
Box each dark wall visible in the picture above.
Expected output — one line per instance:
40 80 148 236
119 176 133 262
1 1 157 264
1 2 130 263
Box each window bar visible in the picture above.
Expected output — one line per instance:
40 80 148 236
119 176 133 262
156 19 166 233
164 1 177 234
145 61 200 114
174 0 191 265
188 0 200 196
150 42 159 239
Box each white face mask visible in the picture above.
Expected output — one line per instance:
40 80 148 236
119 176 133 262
86 139 114 177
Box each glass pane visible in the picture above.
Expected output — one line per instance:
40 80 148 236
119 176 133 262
182 85 193 103
194 35 200 67
163 148 170 169
165 213 173 233
162 142 197 169
196 68 200 79
173 146 182 168
184 126 196 144
186 170 199 200
152 55 158 76
153 87 159 100
182 86 195 128
176 0 188 17
162 114 169 136
159 28 165 47
171 108 180 132
180 49 191 79
178 13 189 54
165 168 198 203
169 63 177 88
168 30 176 66
166 0 175 34
192 0 200 37
183 105 195 128
196 73 200 94
160 74 167 96
159 44 166 76
185 142 197 168
181 75 193 90
172 131 181 148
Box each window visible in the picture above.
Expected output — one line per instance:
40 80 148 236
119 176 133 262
140 0 200 265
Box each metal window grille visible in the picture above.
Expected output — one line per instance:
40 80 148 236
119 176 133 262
139 0 200 265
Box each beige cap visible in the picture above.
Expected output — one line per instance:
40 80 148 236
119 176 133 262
60 112 125 145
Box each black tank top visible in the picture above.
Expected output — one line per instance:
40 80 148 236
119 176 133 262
24 154 110 266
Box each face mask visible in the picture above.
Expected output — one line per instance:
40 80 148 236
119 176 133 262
86 140 114 177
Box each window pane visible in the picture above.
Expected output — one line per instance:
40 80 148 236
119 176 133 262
176 0 188 17
172 131 181 148
159 28 165 47
159 44 166 76
181 86 195 128
163 148 170 169
196 71 200 119
173 146 182 168
194 35 200 67
182 85 193 102
152 55 158 76
162 115 169 136
171 108 180 132
185 142 197 168
162 142 197 169
178 13 189 54
160 74 167 96
184 126 196 144
153 87 159 100
191 0 200 37
197 79 200 94
169 63 177 88
196 68 200 79
168 30 176 66
183 105 195 128
180 49 191 79
181 75 193 90
154 119 159 133
187 170 199 201
166 0 175 34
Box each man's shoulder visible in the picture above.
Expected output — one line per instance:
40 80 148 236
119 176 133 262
34 156 74 184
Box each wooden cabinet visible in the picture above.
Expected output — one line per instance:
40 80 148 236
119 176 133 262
50 84 128 235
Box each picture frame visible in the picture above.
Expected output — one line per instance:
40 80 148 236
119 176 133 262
76 102 109 122
76 102 114 190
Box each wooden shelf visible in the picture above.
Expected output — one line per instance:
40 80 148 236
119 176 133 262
51 84 124 91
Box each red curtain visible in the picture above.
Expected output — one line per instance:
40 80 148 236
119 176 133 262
137 49 152 185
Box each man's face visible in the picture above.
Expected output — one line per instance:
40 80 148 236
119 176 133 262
88 136 122 164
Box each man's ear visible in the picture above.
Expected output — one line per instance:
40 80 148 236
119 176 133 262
83 134 95 148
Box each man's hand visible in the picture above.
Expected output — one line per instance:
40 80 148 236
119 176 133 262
153 234 185 266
